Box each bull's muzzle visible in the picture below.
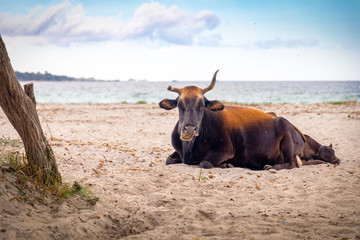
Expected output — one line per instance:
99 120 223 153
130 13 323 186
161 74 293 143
180 125 199 141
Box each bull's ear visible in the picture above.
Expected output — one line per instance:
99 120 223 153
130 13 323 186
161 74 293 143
329 143 333 149
205 99 224 111
159 99 177 110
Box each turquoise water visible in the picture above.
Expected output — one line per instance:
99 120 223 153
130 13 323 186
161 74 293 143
20 81 360 104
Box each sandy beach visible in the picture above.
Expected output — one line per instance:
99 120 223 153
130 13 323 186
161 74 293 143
0 102 359 239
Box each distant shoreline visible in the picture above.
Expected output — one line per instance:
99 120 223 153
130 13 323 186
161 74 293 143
15 71 146 82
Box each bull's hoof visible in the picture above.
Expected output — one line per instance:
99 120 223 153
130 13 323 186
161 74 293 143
165 156 182 165
219 163 234 168
199 161 214 169
263 165 273 170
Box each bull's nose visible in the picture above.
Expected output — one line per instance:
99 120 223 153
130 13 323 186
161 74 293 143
184 125 197 132
181 125 199 141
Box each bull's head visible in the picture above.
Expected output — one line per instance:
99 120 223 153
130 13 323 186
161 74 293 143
159 70 224 141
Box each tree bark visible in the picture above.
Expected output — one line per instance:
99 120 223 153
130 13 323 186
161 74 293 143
0 35 61 184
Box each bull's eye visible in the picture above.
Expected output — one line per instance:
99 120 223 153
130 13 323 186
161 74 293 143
196 104 204 111
178 105 185 112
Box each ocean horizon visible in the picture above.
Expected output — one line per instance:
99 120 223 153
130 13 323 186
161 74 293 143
20 80 360 104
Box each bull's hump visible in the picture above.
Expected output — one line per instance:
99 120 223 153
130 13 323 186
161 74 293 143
222 107 273 129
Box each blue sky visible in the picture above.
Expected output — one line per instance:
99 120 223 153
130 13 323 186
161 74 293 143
0 0 359 81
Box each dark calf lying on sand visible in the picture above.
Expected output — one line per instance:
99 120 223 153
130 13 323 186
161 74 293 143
301 134 341 165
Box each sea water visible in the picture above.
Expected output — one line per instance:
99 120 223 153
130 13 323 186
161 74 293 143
20 81 360 104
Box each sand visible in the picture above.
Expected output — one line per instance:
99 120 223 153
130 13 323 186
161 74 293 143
0 102 359 240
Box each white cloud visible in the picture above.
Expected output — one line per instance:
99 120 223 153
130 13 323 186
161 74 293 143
0 2 70 36
0 1 220 45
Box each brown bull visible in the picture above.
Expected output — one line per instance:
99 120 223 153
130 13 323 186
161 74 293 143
159 70 305 170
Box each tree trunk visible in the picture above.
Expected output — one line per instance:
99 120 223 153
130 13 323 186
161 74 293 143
0 35 61 184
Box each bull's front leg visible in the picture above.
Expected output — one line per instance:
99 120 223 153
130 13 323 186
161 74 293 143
264 128 303 171
165 151 183 165
199 151 234 169
264 155 302 170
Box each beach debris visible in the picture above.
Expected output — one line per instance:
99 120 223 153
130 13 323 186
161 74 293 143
84 197 100 206
128 168 142 171
97 163 104 169
92 168 107 176
89 215 101 219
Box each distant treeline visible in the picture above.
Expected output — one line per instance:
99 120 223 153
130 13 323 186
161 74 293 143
15 71 75 81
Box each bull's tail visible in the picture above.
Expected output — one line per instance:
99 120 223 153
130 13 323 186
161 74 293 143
292 124 306 142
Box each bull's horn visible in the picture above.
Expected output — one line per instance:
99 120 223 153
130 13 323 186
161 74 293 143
201 70 219 94
167 85 182 94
